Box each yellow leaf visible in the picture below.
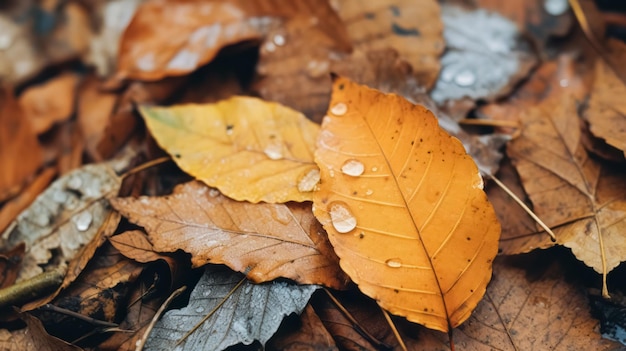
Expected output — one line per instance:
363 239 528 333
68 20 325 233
140 97 320 203
313 76 501 332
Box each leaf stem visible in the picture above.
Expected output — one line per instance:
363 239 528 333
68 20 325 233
380 308 407 351
136 285 187 351
488 174 557 242
120 156 171 180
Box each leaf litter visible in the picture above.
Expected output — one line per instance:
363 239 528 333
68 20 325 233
1 0 626 350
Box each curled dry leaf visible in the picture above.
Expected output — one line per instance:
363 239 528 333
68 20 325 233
112 181 348 289
139 97 320 203
0 163 122 282
0 88 43 202
431 5 536 109
584 59 626 156
313 77 500 332
109 230 167 264
507 91 626 287
114 0 349 82
143 265 318 351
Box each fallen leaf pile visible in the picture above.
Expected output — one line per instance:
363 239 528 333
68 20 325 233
1 0 626 350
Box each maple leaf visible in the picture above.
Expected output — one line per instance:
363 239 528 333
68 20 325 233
313 76 500 332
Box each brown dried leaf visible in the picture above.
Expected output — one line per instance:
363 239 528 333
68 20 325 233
0 313 82 351
508 91 626 287
335 0 443 88
584 59 626 156
267 304 338 351
109 230 166 264
0 88 43 202
0 243 25 289
114 0 349 82
255 0 443 122
112 181 349 289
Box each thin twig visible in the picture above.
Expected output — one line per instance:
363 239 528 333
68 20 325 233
40 303 119 328
380 308 407 351
488 174 557 242
136 286 187 351
121 156 171 180
323 289 391 350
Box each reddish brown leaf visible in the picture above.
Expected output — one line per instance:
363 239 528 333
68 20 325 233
112 181 349 289
19 72 81 135
0 313 82 351
109 230 166 264
267 304 338 351
113 0 350 82
0 88 43 202
0 243 25 289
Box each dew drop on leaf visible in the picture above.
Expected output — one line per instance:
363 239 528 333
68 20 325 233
208 188 220 197
341 159 365 176
330 102 348 116
365 189 374 196
544 0 569 15
385 258 403 268
264 144 283 160
195 306 205 313
273 34 286 46
270 206 291 225
306 60 330 78
328 201 357 233
454 70 476 87
73 211 93 232
297 168 320 192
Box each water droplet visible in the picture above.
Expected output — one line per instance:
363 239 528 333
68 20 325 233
385 258 402 268
66 175 83 190
195 306 205 313
329 201 357 233
454 70 476 87
298 168 320 192
209 188 220 197
440 66 455 82
264 41 276 52
341 159 365 177
264 144 283 160
371 166 378 172
559 78 569 87
270 206 291 225
73 211 93 232
273 34 285 46
52 190 68 203
544 0 569 16
365 189 374 196
329 169 335 178
202 290 212 297
330 102 347 116
306 60 330 78
0 33 13 50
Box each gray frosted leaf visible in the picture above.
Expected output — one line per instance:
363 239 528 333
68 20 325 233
431 5 536 105
145 266 318 351
0 163 122 281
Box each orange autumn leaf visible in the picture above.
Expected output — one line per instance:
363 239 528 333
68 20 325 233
313 76 500 332
0 88 43 202
112 181 349 289
139 96 320 203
